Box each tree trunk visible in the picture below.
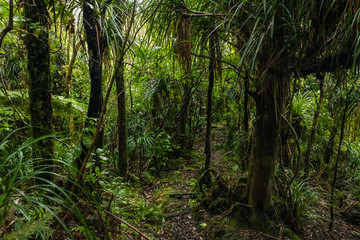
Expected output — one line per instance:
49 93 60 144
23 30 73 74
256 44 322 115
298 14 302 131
178 81 191 151
176 15 192 153
243 76 250 133
352 109 360 142
323 124 337 164
115 54 128 179
246 65 289 224
83 0 103 119
65 36 82 144
204 28 216 171
77 0 104 170
304 76 325 175
329 101 349 230
24 0 54 180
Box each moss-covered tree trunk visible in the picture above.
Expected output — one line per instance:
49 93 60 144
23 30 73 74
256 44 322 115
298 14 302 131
176 15 192 153
246 59 289 224
24 0 54 179
179 82 191 150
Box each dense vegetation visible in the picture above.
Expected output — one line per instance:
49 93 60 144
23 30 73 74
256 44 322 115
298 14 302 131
1 0 360 239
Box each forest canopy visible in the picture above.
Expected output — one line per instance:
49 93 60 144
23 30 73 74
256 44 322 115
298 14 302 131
1 0 360 239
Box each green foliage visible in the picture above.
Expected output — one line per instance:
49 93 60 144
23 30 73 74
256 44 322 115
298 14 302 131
0 130 93 239
1 0 360 237
291 91 312 123
52 95 87 116
0 90 28 135
2 214 53 240
224 130 251 162
128 112 175 171
336 141 360 201
289 179 317 222
150 132 173 170
276 169 318 234
102 178 164 224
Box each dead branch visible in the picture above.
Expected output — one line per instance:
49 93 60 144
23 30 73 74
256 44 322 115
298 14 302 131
102 209 153 240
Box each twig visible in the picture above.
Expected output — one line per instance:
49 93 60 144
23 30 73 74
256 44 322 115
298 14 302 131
260 232 282 240
165 209 191 220
182 13 225 17
191 52 240 73
181 3 225 18
169 192 199 199
102 209 152 240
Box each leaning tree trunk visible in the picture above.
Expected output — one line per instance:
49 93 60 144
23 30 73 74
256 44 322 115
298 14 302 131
77 0 104 170
246 63 289 224
24 0 54 180
65 33 82 144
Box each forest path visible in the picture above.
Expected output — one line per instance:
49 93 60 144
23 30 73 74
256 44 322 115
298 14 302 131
142 124 228 240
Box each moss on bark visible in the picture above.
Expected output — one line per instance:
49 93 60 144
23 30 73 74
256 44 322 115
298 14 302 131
25 0 54 180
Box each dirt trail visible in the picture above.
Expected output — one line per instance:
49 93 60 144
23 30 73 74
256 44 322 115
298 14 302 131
145 162 206 239
142 125 228 240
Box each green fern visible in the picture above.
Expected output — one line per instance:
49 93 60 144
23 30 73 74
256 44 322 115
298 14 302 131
3 214 53 240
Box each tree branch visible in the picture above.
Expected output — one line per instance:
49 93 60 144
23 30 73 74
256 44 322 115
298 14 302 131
179 2 225 18
102 208 152 240
300 53 354 77
182 12 225 18
191 52 240 73
0 0 14 48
